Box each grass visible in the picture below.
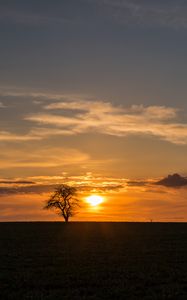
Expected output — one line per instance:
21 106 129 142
1 222 187 299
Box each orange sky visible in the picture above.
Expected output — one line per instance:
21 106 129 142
1 1 187 221
0 173 186 222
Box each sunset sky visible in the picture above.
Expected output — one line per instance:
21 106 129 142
1 0 187 221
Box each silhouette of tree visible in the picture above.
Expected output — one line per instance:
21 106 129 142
44 184 80 222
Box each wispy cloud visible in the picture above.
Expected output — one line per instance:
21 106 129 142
0 172 152 196
2 87 187 145
25 100 187 145
1 1 187 29
0 173 125 196
0 172 186 197
92 0 187 28
0 180 35 185
0 184 55 196
0 131 42 142
0 87 89 106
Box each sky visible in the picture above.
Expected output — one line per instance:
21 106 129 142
1 0 187 221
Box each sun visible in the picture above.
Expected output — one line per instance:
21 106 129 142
86 195 104 207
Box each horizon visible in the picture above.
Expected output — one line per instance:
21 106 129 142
1 221 187 223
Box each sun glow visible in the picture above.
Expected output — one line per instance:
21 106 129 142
86 195 104 207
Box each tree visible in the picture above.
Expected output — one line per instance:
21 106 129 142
44 184 80 222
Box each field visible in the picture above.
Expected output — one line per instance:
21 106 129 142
1 222 187 299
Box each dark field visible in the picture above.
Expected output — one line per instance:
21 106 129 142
1 222 187 299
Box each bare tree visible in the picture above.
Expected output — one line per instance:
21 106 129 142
44 184 80 222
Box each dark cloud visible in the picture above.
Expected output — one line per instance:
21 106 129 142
0 180 35 184
0 182 124 196
80 184 124 192
155 173 187 187
0 184 56 196
127 180 147 187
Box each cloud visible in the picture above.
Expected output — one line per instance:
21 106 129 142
1 1 187 30
126 180 147 187
25 100 187 145
0 173 128 196
0 184 55 196
57 173 127 192
0 131 42 142
1 172 187 222
1 87 187 145
92 0 187 28
0 181 122 197
0 180 35 184
155 173 187 187
0 88 86 102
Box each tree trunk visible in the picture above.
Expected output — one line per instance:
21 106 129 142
64 216 69 223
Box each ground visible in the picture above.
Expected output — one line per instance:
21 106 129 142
1 222 187 299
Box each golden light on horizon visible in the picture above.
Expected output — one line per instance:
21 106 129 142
86 195 104 207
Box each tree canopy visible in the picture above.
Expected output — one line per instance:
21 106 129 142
44 184 80 222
